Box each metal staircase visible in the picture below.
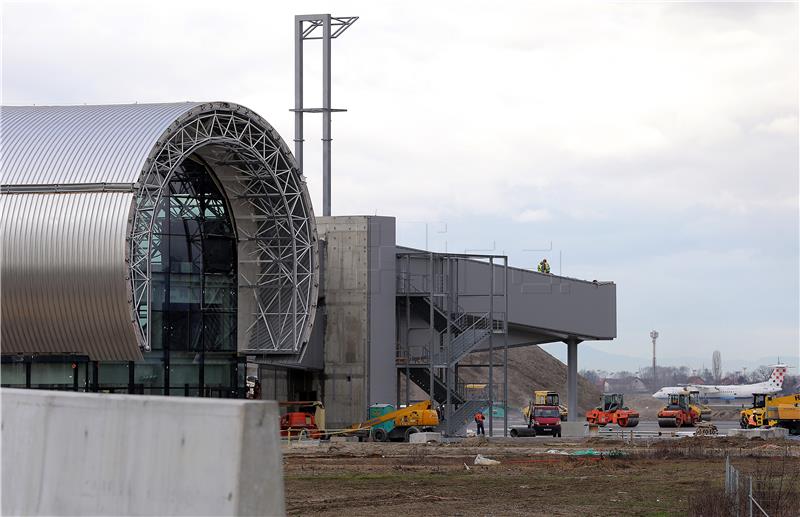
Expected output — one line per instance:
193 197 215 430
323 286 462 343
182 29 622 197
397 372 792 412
401 367 465 405
398 305 498 367
396 251 509 436
436 399 487 436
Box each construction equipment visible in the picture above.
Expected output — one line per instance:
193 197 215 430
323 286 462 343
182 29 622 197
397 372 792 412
688 390 711 421
532 390 568 421
280 412 323 439
279 401 326 438
511 403 561 437
741 393 770 428
350 400 439 442
741 393 800 434
657 391 700 428
521 391 568 422
766 393 800 434
585 393 639 428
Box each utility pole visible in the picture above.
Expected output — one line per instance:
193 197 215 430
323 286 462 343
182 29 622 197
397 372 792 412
292 14 358 216
650 330 659 389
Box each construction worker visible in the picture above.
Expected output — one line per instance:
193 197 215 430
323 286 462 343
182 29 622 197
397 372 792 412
748 412 758 428
537 259 551 274
474 410 486 435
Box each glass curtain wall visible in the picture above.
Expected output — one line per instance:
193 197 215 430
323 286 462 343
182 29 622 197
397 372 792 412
149 156 240 396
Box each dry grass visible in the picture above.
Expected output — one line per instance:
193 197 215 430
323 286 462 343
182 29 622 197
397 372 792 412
688 454 800 517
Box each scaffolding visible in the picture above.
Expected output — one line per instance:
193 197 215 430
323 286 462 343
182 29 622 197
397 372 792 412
395 250 509 436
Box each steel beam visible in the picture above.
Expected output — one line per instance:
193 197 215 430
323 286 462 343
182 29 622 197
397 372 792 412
322 14 332 216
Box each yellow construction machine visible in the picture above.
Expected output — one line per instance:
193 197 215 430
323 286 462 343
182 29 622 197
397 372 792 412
350 400 439 442
741 393 800 434
688 390 711 421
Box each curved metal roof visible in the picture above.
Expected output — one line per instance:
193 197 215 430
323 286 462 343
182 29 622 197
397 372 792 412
1 102 319 362
1 103 202 185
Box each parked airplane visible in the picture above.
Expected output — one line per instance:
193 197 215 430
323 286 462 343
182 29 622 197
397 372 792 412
652 364 788 402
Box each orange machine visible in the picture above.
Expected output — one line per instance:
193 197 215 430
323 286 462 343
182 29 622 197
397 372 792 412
658 391 700 428
280 412 323 439
279 401 325 439
585 393 640 428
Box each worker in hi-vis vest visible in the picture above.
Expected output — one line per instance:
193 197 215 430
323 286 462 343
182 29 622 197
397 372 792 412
537 259 551 274
474 410 486 435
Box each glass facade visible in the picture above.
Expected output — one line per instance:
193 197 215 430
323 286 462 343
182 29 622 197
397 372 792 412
1 156 244 397
149 156 238 353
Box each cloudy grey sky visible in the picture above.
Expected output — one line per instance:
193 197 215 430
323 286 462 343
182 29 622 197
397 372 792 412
2 1 798 368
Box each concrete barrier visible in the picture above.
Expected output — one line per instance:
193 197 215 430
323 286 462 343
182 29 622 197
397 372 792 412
329 435 359 443
408 432 442 443
1 389 284 516
560 421 586 438
727 427 789 440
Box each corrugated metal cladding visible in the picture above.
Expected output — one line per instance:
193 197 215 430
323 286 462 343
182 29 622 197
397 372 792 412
1 102 319 362
1 103 202 185
0 193 141 361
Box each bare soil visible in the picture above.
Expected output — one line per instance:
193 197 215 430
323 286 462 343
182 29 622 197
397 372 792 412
283 439 800 516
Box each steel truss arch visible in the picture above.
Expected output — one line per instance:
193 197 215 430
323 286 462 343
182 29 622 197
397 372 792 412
129 103 318 356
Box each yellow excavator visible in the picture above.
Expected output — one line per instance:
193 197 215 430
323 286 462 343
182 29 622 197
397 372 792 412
350 400 439 442
741 393 800 434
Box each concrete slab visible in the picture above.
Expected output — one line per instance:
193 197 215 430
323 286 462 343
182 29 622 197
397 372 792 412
727 427 789 439
560 421 587 438
329 435 359 443
1 389 284 516
289 439 322 447
409 432 442 443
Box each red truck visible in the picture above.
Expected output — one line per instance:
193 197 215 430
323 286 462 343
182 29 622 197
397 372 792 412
510 405 562 437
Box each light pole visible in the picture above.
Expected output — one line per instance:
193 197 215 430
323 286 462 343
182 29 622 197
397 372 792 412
650 330 659 388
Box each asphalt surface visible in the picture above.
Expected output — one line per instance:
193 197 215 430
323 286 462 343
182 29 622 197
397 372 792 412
476 415 745 437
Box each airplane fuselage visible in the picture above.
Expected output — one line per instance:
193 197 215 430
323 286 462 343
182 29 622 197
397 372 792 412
652 365 788 401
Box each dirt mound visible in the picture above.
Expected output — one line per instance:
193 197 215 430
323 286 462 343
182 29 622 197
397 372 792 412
459 345 601 413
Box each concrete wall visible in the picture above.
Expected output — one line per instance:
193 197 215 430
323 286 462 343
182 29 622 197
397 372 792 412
1 389 284 516
316 216 396 429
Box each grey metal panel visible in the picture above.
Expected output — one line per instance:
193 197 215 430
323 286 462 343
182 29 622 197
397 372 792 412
457 259 616 340
1 103 201 185
0 192 141 361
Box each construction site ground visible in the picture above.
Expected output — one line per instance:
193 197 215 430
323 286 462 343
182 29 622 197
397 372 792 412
283 436 800 516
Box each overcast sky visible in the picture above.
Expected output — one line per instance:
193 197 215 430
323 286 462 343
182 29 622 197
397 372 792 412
2 1 798 368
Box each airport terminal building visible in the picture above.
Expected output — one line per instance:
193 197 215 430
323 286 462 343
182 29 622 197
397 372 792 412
1 102 616 431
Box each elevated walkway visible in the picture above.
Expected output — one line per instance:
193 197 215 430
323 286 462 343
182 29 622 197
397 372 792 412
396 247 616 432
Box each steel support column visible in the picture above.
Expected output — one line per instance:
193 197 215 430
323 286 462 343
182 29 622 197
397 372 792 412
503 257 509 437
405 255 411 406
567 337 579 422
322 14 332 216
294 17 304 172
429 252 435 404
488 257 494 436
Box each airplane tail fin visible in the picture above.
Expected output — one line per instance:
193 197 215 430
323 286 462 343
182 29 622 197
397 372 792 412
767 364 788 390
